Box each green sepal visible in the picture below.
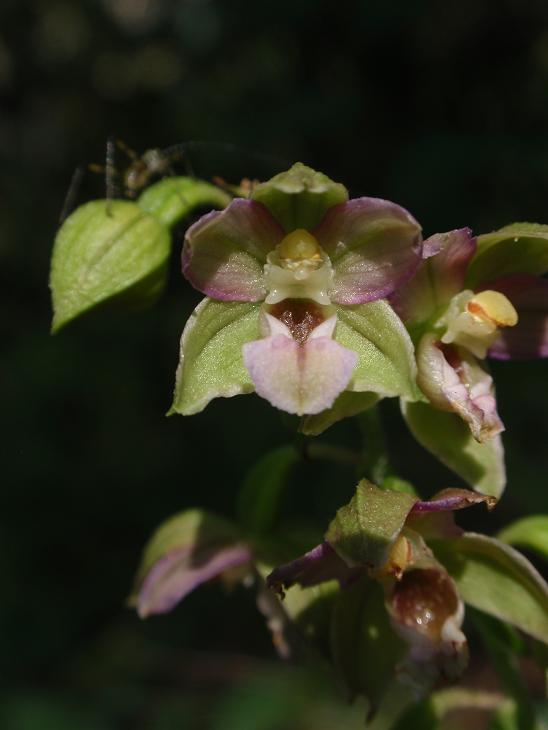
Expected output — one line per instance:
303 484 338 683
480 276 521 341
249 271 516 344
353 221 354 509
170 298 261 416
137 176 231 229
325 479 417 568
251 162 348 232
299 391 379 436
466 222 548 288
497 515 548 563
432 533 548 643
335 301 421 401
50 200 170 332
237 445 299 535
330 576 406 710
401 400 506 498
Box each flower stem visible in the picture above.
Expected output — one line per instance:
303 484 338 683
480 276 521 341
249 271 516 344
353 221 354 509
304 441 362 467
356 406 391 483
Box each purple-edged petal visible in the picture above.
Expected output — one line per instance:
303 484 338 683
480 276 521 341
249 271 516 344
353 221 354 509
313 198 422 304
182 198 284 301
242 314 358 415
482 275 548 360
391 228 476 325
416 333 503 442
411 488 497 513
137 542 252 618
408 489 496 541
267 542 358 595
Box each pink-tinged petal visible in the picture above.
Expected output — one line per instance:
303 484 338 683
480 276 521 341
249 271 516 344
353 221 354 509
137 543 252 618
411 488 497 513
313 198 422 304
182 198 284 301
242 314 358 415
417 334 503 442
480 275 548 360
391 228 476 324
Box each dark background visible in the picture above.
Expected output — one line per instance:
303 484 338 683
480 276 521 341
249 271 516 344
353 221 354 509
2 1 548 728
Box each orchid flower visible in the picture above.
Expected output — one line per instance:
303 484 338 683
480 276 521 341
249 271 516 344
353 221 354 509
390 225 548 496
171 163 422 418
393 226 548 439
267 482 497 692
132 479 547 713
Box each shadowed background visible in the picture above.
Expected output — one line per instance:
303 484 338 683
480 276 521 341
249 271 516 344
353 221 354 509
2 1 548 727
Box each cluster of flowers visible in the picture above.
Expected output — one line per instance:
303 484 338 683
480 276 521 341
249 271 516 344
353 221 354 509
128 163 548 712
173 163 548 481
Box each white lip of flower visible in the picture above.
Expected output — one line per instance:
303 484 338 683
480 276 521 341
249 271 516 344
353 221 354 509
437 289 518 359
263 229 334 305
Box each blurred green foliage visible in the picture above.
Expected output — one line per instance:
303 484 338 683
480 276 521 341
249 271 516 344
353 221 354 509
2 0 548 727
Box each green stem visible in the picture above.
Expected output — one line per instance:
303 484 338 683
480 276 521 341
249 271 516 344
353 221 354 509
305 441 362 467
356 406 391 483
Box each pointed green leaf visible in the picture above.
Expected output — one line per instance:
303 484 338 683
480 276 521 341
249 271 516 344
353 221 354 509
467 223 548 288
299 391 379 436
237 445 299 534
170 298 261 415
251 162 348 232
334 301 420 400
497 516 548 562
137 176 231 229
401 400 506 498
50 200 170 332
432 533 548 643
330 577 406 709
325 480 417 568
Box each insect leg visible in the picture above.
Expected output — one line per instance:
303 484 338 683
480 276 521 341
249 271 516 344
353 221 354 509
116 138 138 161
59 164 85 224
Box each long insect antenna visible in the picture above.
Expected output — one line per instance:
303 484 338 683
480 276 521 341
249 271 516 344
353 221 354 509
163 140 290 183
105 136 118 214
59 164 85 224
161 142 195 177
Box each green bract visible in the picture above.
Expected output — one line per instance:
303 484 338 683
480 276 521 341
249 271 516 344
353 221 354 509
251 162 349 232
50 200 170 332
325 480 417 568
